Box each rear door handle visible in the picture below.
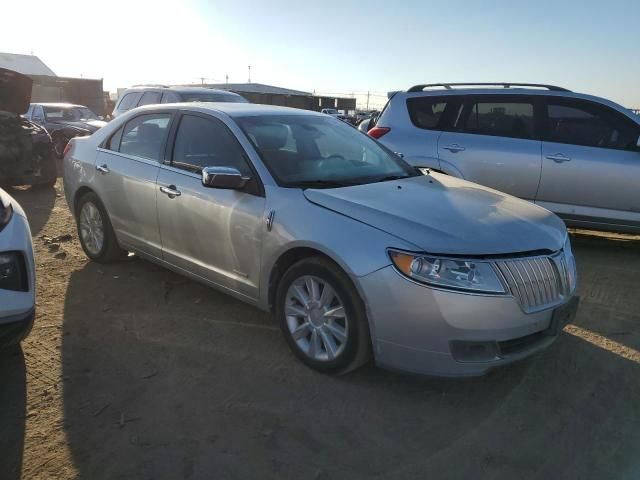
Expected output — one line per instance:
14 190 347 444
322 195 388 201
159 185 181 198
96 164 110 174
442 144 465 153
546 153 571 163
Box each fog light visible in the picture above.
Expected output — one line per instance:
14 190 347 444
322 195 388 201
450 340 499 363
0 252 27 292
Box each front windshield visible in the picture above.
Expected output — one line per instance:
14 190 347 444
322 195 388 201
181 93 248 103
44 106 99 121
237 114 417 187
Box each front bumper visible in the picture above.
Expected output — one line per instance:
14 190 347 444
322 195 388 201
359 266 577 377
0 307 35 346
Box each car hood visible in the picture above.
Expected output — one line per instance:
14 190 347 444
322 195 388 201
0 68 32 114
50 119 107 132
303 174 567 256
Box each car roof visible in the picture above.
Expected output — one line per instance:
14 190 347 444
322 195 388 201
134 102 325 118
32 102 87 108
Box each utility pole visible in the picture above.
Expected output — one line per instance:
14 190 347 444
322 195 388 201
225 74 229 84
200 77 205 85
366 91 370 111
248 65 251 83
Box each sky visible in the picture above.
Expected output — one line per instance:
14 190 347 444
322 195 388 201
2 0 639 110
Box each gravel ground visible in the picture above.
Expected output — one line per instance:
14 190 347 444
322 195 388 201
1 181 639 479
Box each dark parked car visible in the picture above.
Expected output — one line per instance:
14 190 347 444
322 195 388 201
0 68 57 187
23 103 107 158
112 86 248 118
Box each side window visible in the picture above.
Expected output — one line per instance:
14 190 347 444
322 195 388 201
172 114 251 175
138 91 162 106
406 97 448 130
546 99 639 150
117 92 142 111
161 92 180 104
119 114 171 161
459 99 535 139
104 126 124 151
23 105 33 119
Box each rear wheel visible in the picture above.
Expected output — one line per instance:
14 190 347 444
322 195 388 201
275 257 372 374
76 192 127 263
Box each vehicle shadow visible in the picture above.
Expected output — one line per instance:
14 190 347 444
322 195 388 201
4 183 57 236
60 254 640 479
0 346 27 480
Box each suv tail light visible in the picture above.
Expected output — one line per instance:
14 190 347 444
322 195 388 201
63 141 73 158
368 127 390 139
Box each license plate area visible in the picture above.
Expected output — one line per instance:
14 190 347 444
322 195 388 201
549 296 579 336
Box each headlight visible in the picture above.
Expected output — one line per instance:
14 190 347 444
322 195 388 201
0 201 13 232
389 250 505 294
563 235 577 292
0 252 28 292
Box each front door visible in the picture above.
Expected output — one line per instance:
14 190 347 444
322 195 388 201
156 112 266 300
536 97 640 230
437 95 542 200
93 112 173 258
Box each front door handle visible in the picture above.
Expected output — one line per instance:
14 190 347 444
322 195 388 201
546 153 571 163
96 164 110 174
442 144 466 153
159 185 181 198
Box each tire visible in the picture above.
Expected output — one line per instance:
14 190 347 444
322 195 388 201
75 192 127 263
275 256 372 374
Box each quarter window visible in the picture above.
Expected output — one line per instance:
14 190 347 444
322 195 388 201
138 91 162 106
117 92 142 111
406 98 447 130
546 99 639 150
460 100 535 139
172 114 251 175
119 114 171 161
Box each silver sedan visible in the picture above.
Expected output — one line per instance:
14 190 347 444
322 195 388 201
63 103 578 376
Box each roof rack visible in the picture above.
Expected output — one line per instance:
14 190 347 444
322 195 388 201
407 83 571 93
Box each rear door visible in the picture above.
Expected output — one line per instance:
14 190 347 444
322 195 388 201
94 111 174 257
536 97 640 229
156 112 266 300
437 95 542 200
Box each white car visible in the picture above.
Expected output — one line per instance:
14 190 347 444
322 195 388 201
0 188 35 347
321 108 345 120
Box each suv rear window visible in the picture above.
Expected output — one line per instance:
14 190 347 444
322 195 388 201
118 92 142 111
406 98 447 130
459 99 535 139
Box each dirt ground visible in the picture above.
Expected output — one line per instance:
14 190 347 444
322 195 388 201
1 181 639 479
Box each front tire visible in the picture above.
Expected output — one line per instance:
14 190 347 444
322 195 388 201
275 257 372 374
76 192 127 263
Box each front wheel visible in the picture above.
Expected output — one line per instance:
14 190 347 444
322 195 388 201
275 257 372 374
76 192 127 263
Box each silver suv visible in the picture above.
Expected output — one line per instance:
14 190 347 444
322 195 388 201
372 83 640 234
112 86 248 118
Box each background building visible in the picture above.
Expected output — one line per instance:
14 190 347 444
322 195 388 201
0 52 105 115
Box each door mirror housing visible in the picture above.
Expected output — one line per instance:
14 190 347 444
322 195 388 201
202 166 249 190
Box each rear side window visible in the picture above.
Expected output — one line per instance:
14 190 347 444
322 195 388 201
119 113 172 161
161 91 180 103
138 91 162 106
459 99 535 139
545 99 639 150
117 92 142 111
406 98 447 130
172 114 251 175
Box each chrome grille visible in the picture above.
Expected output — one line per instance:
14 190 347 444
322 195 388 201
495 253 570 313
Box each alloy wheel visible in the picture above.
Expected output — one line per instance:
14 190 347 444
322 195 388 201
79 202 104 256
284 275 349 361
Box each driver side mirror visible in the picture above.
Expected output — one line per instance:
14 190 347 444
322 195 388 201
202 166 250 190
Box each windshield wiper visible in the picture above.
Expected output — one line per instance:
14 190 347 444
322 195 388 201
374 174 411 183
292 180 359 189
